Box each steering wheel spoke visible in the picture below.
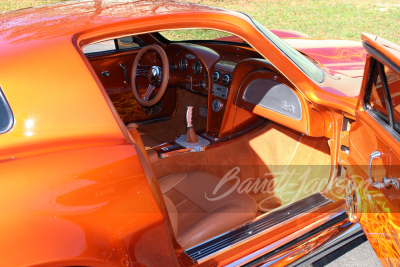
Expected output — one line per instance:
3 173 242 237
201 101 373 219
143 84 156 101
137 64 152 77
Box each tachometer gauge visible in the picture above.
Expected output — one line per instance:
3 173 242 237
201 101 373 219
193 60 202 74
179 58 188 71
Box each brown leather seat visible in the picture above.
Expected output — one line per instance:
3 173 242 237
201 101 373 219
140 132 162 147
127 123 161 148
159 171 257 249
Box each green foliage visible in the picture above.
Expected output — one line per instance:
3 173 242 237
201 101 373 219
1 0 399 44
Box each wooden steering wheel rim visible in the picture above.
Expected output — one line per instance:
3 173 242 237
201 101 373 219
131 44 169 107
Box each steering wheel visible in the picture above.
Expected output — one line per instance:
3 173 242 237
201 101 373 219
131 44 169 107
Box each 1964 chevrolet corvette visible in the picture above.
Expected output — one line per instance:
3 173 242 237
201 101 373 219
1 0 400 266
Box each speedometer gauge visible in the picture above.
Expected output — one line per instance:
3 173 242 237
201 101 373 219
179 58 188 71
193 60 202 74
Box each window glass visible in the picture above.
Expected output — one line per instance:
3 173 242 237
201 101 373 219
250 18 325 83
83 40 116 54
0 87 13 134
83 37 142 54
117 38 140 50
368 65 389 123
159 29 231 42
385 65 400 133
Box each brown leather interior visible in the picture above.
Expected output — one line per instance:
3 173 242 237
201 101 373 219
140 132 163 147
127 122 162 148
145 146 159 164
186 127 198 143
164 195 179 238
153 123 331 212
159 171 257 249
89 37 333 252
138 89 207 143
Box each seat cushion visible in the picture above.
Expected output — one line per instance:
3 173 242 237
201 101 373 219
126 123 162 148
140 132 162 148
159 171 257 249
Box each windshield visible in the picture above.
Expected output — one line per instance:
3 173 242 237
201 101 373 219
250 18 325 83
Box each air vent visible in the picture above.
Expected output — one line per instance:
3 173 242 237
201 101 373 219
222 74 232 86
212 70 221 82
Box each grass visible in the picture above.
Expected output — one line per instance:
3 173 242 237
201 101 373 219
0 0 399 44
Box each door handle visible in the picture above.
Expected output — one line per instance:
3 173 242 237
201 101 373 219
369 150 399 190
119 63 130 84
369 150 381 185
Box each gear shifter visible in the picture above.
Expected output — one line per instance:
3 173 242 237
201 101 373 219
186 106 199 143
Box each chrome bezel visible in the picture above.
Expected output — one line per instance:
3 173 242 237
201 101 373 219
212 70 221 82
179 58 188 71
193 60 202 74
222 73 232 86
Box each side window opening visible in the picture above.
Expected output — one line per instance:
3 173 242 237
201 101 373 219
366 60 390 124
83 40 116 54
0 87 13 134
385 65 400 134
83 36 144 55
365 58 400 136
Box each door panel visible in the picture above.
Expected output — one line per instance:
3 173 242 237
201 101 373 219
347 34 400 266
88 49 177 124
349 112 400 266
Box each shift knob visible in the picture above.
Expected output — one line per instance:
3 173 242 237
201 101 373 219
186 106 198 143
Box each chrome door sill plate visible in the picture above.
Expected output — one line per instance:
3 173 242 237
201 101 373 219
186 193 333 262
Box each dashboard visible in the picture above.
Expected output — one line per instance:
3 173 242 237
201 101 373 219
163 42 325 138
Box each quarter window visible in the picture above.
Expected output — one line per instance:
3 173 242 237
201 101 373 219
0 87 13 134
368 66 389 123
83 40 116 54
385 66 400 134
83 36 143 54
366 59 400 136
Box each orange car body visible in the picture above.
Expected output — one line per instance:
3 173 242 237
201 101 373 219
0 1 399 266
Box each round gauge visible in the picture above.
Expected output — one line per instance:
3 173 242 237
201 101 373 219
222 74 232 86
199 80 206 90
193 61 202 74
171 63 177 71
212 99 222 112
212 70 221 82
179 58 188 71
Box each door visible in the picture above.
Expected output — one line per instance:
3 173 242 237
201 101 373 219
348 33 400 266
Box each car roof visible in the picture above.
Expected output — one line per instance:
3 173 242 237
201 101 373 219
0 0 233 44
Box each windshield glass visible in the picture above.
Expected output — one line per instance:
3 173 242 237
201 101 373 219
250 18 325 83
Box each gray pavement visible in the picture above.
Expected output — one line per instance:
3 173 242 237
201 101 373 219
327 241 381 267
313 236 382 267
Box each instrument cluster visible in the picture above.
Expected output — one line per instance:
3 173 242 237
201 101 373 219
169 50 208 94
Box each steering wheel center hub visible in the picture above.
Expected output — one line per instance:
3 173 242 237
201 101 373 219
148 66 163 86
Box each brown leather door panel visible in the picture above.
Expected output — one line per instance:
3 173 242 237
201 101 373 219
88 50 176 123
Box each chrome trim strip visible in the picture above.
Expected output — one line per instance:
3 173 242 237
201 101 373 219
186 193 333 263
227 211 347 267
287 223 364 267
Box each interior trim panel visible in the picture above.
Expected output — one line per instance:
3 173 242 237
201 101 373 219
243 78 302 120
